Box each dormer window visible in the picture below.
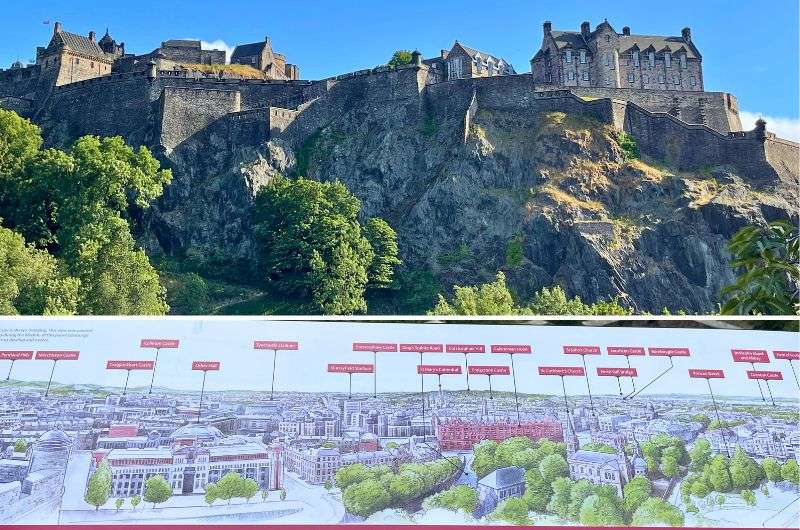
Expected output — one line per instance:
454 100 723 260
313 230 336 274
632 51 639 67
565 50 572 64
648 52 655 67
664 53 671 68
680 53 687 69
580 50 586 64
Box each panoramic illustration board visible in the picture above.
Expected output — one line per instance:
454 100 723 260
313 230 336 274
0 319 797 528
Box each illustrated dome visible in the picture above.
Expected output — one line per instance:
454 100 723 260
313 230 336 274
172 423 223 440
35 427 72 451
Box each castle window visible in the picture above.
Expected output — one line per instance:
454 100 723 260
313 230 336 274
672 74 679 85
632 51 639 67
568 71 574 81
690 76 697 86
680 53 687 69
565 50 572 64
582 71 589 81
604 52 611 67
643 74 649 83
628 73 635 83
664 53 671 68
75 58 80 64
649 52 655 67
658 75 665 84
580 50 586 63
91 62 94 68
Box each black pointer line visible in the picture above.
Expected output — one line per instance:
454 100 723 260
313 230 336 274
625 355 636 392
6 360 15 381
580 354 595 415
750 362 767 402
464 353 470 391
373 351 378 398
270 349 279 401
418 372 466 477
706 377 731 457
122 369 131 396
488 375 494 400
788 360 799 389
560 375 570 415
44 360 57 397
418 352 425 443
625 356 674 400
762 377 776 406
510 354 521 426
197 370 208 424
148 347 160 394
616 376 623 396
348 372 353 399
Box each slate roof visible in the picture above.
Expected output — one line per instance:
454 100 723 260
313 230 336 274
478 466 525 490
569 450 619 464
450 42 514 69
232 42 266 60
619 35 698 59
45 31 106 58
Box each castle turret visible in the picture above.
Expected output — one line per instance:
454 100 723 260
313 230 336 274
682 27 692 42
622 26 631 36
411 50 422 67
543 21 552 36
580 21 591 38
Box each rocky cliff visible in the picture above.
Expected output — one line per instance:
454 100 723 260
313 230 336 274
138 76 798 314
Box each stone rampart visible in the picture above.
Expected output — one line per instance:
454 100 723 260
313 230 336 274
157 86 242 152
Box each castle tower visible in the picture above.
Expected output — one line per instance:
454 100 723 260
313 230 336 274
588 20 621 88
615 433 632 483
28 426 72 475
565 419 579 456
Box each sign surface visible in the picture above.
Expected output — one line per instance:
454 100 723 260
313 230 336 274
774 350 800 360
747 370 784 381
468 365 511 376
35 350 79 360
417 364 462 375
689 369 725 379
446 344 485 353
400 344 444 353
607 346 646 356
254 341 299 350
352 343 398 352
538 366 585 376
649 347 691 357
0 351 34 360
140 339 180 348
328 363 374 373
106 360 155 370
563 345 601 355
597 367 638 377
731 349 770 363
490 344 532 354
192 361 220 371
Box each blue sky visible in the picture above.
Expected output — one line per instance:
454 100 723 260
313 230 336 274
1 1 798 137
1 319 798 398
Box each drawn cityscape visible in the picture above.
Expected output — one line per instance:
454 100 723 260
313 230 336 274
0 322 797 527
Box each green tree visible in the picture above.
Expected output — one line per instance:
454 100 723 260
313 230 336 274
335 463 372 490
0 225 79 315
386 471 424 503
705 455 733 492
622 475 652 517
205 483 218 506
781 459 799 484
164 272 209 314
130 495 141 510
12 439 27 453
568 480 595 520
143 474 172 508
690 439 712 471
279 489 287 501
363 218 401 288
579 488 625 527
0 109 42 179
691 479 710 498
523 469 552 512
115 497 124 512
242 478 259 502
539 454 569 483
261 488 270 501
430 271 520 315
763 457 782 482
427 484 478 514
216 472 243 504
716 494 726 505
84 460 112 510
471 440 499 478
741 489 756 506
387 50 413 67
495 437 535 468
547 477 574 518
631 497 684 527
491 497 531 526
729 446 764 490
720 220 799 315
342 479 390 517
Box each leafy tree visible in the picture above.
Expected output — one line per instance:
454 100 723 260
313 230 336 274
164 272 209 314
528 285 633 315
430 271 520 315
622 475 652 517
582 442 617 454
386 471 424 503
720 220 799 315
252 177 398 314
12 439 27 453
512 448 543 471
631 497 684 527
691 479 710 498
579 488 625 527
427 484 478 514
491 497 531 526
781 459 799 484
547 477 574 519
705 455 733 492
539 454 569 483
690 439 712 471
342 479 390 517
716 494 726 505
495 437 535 468
568 480 595 520
387 50 413 67
741 489 756 506
523 469 552 512
363 218 401 288
143 474 172 508
335 463 372 490
0 225 79 315
216 472 244 504
115 497 124 512
85 460 112 510
242 478 259 502
279 489 287 501
205 483 218 505
729 447 764 489
661 453 680 478
261 488 269 501
763 457 782 482
471 439 499 478
130 495 141 510
0 109 42 179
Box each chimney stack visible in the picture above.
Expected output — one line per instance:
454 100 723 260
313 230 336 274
622 26 630 36
54 21 62 35
581 21 591 37
543 21 552 36
682 27 691 42
89 31 96 42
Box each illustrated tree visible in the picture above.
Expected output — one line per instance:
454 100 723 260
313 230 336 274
689 438 712 471
523 468 553 512
705 455 733 492
12 438 27 453
490 497 531 526
690 479 711 498
216 472 243 504
427 484 478 514
143 475 172 508
622 475 652 517
261 488 269 501
115 498 124 512
205 483 218 506
547 477 574 519
720 219 799 315
342 479 390 517
631 497 685 527
781 459 799 484
387 50 413 66
495 437 535 468
538 454 569 483
567 480 595 520
386 471 424 504
730 447 764 489
741 489 756 506
85 460 112 510
242 478 259 503
279 489 287 501
578 486 625 527
335 463 372 490
130 495 141 510
323 480 332 491
762 457 782 482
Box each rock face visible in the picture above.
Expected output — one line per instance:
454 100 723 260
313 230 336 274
142 80 797 314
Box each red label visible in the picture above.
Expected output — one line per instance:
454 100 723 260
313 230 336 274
106 360 155 370
36 351 79 361
446 344 485 353
0 351 34 360
140 339 180 348
538 366 585 376
491 344 532 354
689 369 725 379
469 365 511 376
774 350 800 361
607 346 646 356
731 349 770 363
328 363 374 373
254 341 299 350
747 370 783 381
192 361 220 371
400 344 444 353
352 343 398 352
417 364 462 375
563 345 601 355
649 347 690 357
597 367 637 377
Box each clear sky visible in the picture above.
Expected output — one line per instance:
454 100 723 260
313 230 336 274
0 1 798 138
1 319 798 399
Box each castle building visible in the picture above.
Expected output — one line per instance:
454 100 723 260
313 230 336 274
35 22 123 86
424 41 516 83
531 20 703 92
231 37 299 80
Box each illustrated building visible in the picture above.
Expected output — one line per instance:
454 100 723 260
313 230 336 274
531 20 703 91
283 445 409 485
476 466 526 516
35 22 123 86
435 417 563 451
231 37 299 80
